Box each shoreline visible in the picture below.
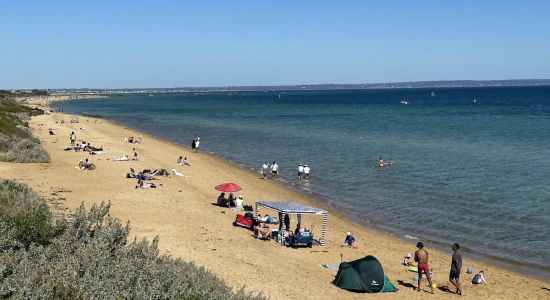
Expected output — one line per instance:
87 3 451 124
49 100 550 282
2 107 549 299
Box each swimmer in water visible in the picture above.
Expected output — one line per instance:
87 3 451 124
379 157 385 168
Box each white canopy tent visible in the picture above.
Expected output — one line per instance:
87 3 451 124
255 201 328 245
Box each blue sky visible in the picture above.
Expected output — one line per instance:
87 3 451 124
1 1 549 88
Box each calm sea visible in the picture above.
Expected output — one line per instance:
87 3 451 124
54 87 550 275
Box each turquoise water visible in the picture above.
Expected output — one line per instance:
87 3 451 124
55 87 550 274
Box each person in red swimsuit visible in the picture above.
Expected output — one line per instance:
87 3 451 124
415 241 435 294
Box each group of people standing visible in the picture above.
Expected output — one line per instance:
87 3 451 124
410 241 488 295
261 161 278 179
260 161 312 180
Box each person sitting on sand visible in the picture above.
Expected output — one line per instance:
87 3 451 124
48 128 54 135
255 224 272 240
403 253 413 266
79 158 96 170
177 156 191 166
294 223 305 235
235 195 244 210
227 193 236 207
217 193 227 207
342 232 357 248
127 168 136 178
113 155 129 161
415 242 435 294
471 271 488 285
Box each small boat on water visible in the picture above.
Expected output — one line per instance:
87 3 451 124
400 100 409 105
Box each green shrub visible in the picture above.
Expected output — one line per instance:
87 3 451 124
0 180 57 250
0 137 51 163
0 181 265 300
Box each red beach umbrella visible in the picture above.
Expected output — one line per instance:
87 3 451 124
215 183 241 192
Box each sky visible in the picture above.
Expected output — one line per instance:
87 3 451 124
1 1 549 89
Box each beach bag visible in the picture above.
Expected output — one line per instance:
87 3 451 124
244 212 254 219
234 214 253 229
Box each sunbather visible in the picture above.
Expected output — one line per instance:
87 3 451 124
176 156 190 166
126 168 136 178
255 224 273 240
79 158 96 170
113 155 129 161
136 179 156 189
172 168 183 176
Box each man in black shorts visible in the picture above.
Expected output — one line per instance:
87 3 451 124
449 243 462 295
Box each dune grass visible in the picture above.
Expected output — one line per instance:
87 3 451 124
0 96 50 163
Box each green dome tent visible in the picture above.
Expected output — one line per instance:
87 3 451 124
332 255 398 293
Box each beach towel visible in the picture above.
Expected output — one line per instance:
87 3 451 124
172 168 183 176
320 264 340 269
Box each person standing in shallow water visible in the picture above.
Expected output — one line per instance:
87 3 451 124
415 242 435 294
261 162 269 179
449 243 463 295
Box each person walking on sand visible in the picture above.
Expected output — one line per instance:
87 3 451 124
261 162 269 179
70 131 76 146
270 161 279 179
449 243 463 295
415 242 435 294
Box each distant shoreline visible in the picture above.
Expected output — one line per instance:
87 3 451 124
7 79 550 94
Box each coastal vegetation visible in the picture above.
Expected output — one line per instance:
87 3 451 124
0 180 264 299
0 95 50 163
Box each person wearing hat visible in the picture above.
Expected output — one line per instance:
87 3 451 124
342 232 357 248
414 241 435 294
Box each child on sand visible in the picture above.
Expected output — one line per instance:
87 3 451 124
472 271 488 285
342 232 357 248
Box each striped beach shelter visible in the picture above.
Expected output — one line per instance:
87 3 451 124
255 201 328 246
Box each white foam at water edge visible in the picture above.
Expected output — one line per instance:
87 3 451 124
404 235 419 240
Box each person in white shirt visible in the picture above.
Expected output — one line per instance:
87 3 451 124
235 195 244 210
297 164 304 179
303 165 311 178
261 162 269 179
270 161 279 179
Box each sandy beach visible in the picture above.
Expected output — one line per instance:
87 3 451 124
1 110 549 300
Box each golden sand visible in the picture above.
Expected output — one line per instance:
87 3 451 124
1 111 548 299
